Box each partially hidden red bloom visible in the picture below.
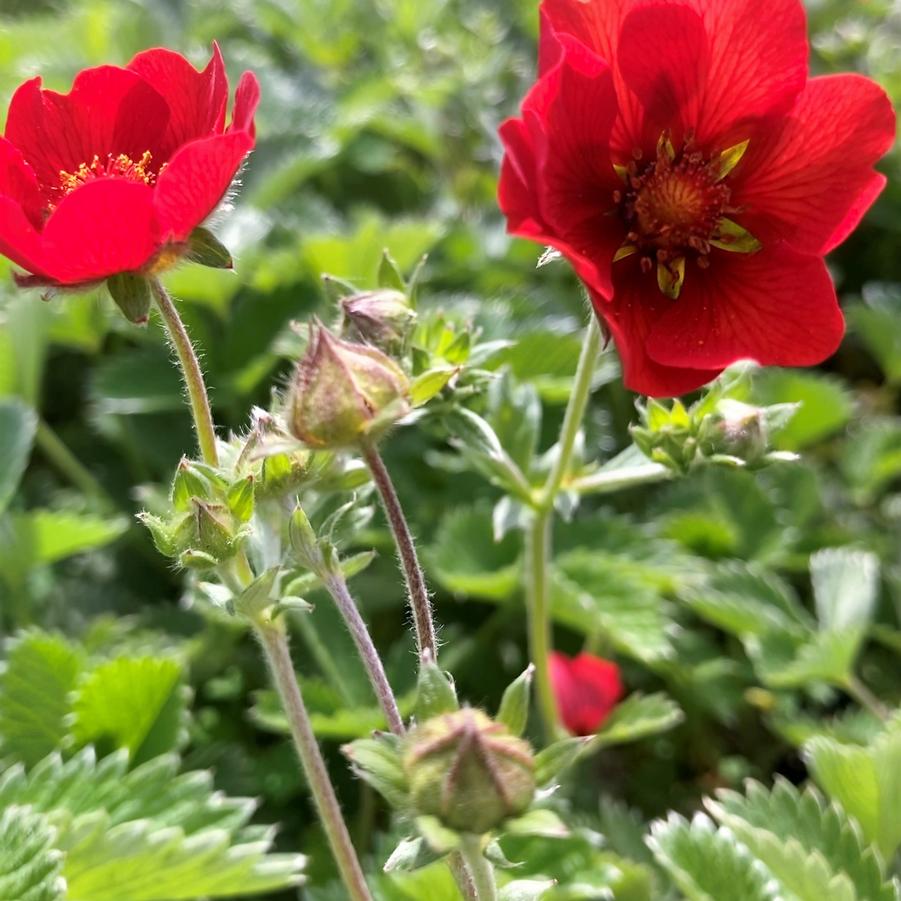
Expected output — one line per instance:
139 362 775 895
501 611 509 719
550 651 623 736
0 45 259 288
499 0 896 397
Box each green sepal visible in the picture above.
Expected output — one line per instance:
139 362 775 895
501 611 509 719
191 499 237 560
341 734 409 809
171 457 217 511
710 218 762 254
657 257 686 300
411 367 459 407
414 651 459 722
322 273 360 303
383 836 447 873
178 549 219 570
378 248 407 292
714 139 751 180
227 475 255 522
107 272 152 325
534 736 590 785
186 226 233 269
288 505 320 570
233 567 280 619
496 664 534 738
414 816 461 853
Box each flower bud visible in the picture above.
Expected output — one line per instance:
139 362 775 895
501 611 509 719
699 399 769 464
340 290 416 354
288 324 410 449
404 708 536 835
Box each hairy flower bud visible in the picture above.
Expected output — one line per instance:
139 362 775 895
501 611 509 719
404 708 536 835
288 324 410 449
340 290 416 354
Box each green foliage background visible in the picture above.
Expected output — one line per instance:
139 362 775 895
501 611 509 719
0 1 900 898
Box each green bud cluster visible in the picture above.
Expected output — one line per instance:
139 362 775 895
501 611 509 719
139 457 253 570
632 378 798 473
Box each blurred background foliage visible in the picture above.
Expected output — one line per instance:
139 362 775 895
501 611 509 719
1 0 900 898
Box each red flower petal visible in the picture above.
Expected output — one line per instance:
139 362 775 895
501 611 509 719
153 131 254 243
644 245 844 371
550 651 624 736
127 45 228 158
0 196 49 278
0 137 43 228
733 75 896 256
229 71 261 137
596 276 721 396
5 68 169 193
499 36 623 298
616 0 809 147
40 179 159 285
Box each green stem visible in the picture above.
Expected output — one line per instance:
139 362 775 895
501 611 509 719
845 675 890 721
525 313 601 739
458 836 497 901
570 462 671 495
525 510 560 739
150 279 219 467
34 419 114 509
539 315 602 508
256 621 373 901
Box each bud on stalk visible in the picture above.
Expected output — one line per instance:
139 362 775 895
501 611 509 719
404 709 536 835
288 324 410 449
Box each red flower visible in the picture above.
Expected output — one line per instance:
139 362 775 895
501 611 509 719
0 45 259 288
550 651 623 736
499 0 896 397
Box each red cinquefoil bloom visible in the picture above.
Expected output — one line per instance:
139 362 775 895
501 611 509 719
0 45 259 288
499 0 896 397
550 651 623 736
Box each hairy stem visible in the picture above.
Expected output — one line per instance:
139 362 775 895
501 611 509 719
151 279 219 467
256 621 373 901
360 438 438 661
458 836 497 901
322 569 405 735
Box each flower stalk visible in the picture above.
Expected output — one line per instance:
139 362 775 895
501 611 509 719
150 279 219 467
360 437 438 661
458 836 498 901
528 313 601 739
256 619 373 901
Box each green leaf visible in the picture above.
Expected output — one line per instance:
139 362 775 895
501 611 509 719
748 629 860 690
0 509 128 569
553 552 673 664
0 631 85 766
841 418 901 505
590 693 684 749
0 398 37 516
426 504 521 601
383 836 445 873
750 369 853 451
0 806 64 901
810 547 880 634
806 725 901 860
848 291 901 385
0 749 305 899
498 879 556 900
707 778 897 901
648 813 780 901
70 656 190 764
533 737 588 785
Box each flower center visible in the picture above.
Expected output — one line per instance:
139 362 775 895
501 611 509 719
613 134 760 299
53 150 163 206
